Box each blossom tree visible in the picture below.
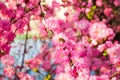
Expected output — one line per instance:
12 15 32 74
0 0 120 80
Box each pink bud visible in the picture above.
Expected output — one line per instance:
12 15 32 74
104 8 112 17
96 0 102 7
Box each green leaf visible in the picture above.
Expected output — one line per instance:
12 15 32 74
91 6 96 11
103 50 108 56
86 11 94 20
44 74 51 80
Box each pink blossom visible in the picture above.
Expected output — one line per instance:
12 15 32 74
0 0 120 79
0 2 8 16
91 58 103 70
45 17 60 33
90 39 98 46
100 65 111 74
104 8 112 17
99 74 110 80
107 44 120 64
89 75 109 80
42 60 51 71
81 36 90 46
72 43 86 58
52 33 68 46
7 9 16 18
74 57 91 69
89 22 115 41
25 58 41 69
114 0 120 6
5 32 15 41
86 47 99 57
55 65 64 74
1 54 14 66
55 73 74 80
89 76 98 80
0 2 6 11
39 23 48 38
77 19 91 34
15 17 29 30
0 43 11 54
97 44 107 52
70 67 78 78
76 68 90 80
0 20 11 31
52 1 60 8
4 66 15 78
64 28 77 41
105 41 113 48
19 73 34 80
55 49 68 64
16 5 24 18
96 0 103 7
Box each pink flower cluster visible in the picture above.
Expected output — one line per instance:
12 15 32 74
1 54 15 78
107 43 120 65
0 0 120 80
18 73 34 80
89 22 115 41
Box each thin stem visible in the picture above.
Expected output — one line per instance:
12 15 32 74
37 70 45 77
19 26 29 71
109 71 119 79
14 72 20 80
39 0 46 20
68 53 74 66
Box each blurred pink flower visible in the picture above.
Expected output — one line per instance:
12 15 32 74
114 0 120 6
25 58 41 69
104 8 112 17
45 17 60 33
39 23 48 38
97 43 107 52
0 20 11 31
96 0 103 7
89 22 115 41
4 66 15 78
1 54 14 66
18 73 34 80
42 60 51 71
107 44 120 64
52 32 68 46
55 49 68 64
77 19 91 34
55 73 74 80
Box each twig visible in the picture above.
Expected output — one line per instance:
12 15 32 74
19 26 29 71
39 0 46 20
109 71 120 79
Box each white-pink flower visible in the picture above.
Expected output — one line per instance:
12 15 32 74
107 44 120 64
89 22 115 41
45 17 60 33
55 73 74 80
52 32 68 46
77 19 91 34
